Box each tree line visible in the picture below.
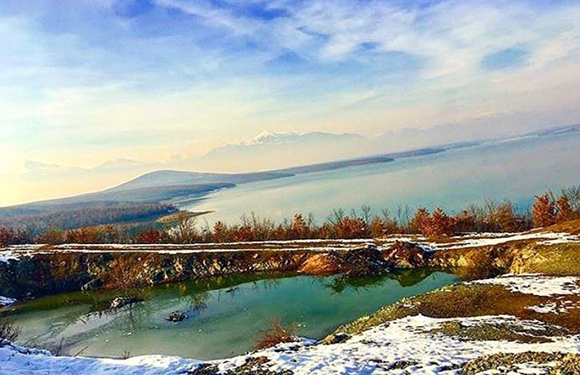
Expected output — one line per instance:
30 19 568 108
0 186 578 246
0 202 175 237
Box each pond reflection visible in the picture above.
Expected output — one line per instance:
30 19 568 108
8 270 459 360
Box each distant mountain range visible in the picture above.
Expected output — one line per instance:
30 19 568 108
207 130 364 152
199 130 368 171
0 144 451 221
2 123 578 217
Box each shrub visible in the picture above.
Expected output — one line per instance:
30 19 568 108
107 255 143 293
136 228 163 244
36 228 65 244
369 216 385 238
410 207 430 234
561 185 580 214
255 318 297 350
453 209 478 233
212 221 230 242
495 202 525 232
0 320 20 345
168 213 200 243
426 207 454 238
381 208 401 234
556 195 574 222
532 193 557 227
290 214 310 239
0 227 29 247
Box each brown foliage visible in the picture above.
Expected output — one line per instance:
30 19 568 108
427 208 454 238
136 228 164 244
369 216 385 238
556 195 574 222
0 227 29 246
212 221 229 242
36 228 65 244
107 255 143 292
290 214 310 239
411 207 454 238
410 207 430 234
255 318 297 350
532 193 558 228
6 186 579 245
335 216 368 239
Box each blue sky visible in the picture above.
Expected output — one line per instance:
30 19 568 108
1 0 580 203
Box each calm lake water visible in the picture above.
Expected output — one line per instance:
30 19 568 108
8 270 458 359
183 133 580 225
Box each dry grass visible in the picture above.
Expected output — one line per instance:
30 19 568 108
543 219 580 235
255 318 297 350
298 254 341 275
426 320 566 344
331 282 580 339
462 352 580 375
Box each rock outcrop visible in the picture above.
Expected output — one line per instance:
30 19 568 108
0 235 577 299
381 241 431 268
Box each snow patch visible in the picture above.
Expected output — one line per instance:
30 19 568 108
0 230 576 264
473 274 580 296
527 299 580 314
1 315 578 375
0 296 16 306
434 231 579 250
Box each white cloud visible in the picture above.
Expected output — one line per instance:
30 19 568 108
1 0 580 205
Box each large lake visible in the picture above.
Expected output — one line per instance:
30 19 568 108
8 271 457 359
182 133 580 224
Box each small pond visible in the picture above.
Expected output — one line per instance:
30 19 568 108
6 270 459 359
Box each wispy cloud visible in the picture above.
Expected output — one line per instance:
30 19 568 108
1 0 580 204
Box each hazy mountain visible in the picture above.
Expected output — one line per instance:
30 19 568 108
372 122 580 154
93 158 156 172
212 130 364 150
6 123 577 208
199 131 368 171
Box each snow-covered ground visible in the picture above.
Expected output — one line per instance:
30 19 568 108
0 296 16 307
1 230 577 263
1 233 578 374
528 300 580 314
424 231 579 251
472 274 580 296
1 274 579 375
0 314 577 375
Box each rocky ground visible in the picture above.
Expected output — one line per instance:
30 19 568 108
0 222 579 374
1 222 578 300
0 274 578 374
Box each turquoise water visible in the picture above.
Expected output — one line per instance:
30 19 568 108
7 270 458 359
183 134 580 224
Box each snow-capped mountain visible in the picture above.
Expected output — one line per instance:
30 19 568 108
239 130 363 147
200 131 368 171
207 131 365 154
93 158 154 172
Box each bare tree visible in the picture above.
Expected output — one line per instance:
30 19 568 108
169 213 199 243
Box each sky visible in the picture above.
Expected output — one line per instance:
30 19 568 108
1 0 580 205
